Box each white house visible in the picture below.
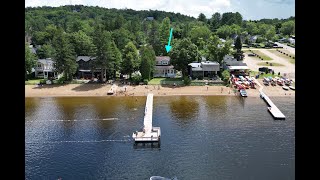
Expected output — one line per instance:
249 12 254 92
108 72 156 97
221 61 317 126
35 58 61 79
154 56 176 78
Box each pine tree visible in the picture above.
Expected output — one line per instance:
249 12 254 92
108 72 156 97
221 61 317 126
52 28 78 81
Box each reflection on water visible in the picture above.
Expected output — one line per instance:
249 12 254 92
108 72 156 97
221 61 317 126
25 96 295 180
169 96 199 123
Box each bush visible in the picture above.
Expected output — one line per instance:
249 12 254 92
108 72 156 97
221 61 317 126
183 76 191 85
131 71 142 85
221 70 230 82
39 79 46 84
56 76 66 84
143 79 148 85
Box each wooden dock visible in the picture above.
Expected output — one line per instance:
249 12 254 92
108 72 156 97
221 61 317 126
254 78 286 120
132 93 161 143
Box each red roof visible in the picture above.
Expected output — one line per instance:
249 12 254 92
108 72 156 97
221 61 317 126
155 56 170 62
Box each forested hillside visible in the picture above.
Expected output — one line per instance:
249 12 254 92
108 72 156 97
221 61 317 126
25 5 295 81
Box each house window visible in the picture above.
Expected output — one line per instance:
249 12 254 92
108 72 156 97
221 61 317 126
162 61 168 65
37 63 42 68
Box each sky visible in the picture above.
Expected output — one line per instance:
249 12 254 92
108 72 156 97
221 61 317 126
25 0 295 20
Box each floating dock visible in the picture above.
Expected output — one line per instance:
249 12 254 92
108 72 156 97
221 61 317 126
132 93 161 143
260 91 286 120
254 77 285 120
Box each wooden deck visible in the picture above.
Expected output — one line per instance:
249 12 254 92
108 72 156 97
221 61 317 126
254 78 286 120
132 93 161 143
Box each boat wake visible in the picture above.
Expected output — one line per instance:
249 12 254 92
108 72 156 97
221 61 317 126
25 118 119 123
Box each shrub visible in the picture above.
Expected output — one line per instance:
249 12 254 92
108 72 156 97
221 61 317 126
131 71 142 85
183 76 191 85
143 79 148 85
39 79 46 84
221 70 230 82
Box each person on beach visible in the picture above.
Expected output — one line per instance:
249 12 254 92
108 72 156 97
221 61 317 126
124 86 127 92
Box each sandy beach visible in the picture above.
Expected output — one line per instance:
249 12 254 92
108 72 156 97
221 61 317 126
25 80 295 98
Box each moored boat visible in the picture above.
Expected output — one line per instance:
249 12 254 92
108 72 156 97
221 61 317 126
240 89 248 97
289 86 295 90
282 86 289 90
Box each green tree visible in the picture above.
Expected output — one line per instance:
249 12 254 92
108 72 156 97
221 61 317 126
140 45 156 80
52 28 78 81
109 41 122 78
169 38 200 77
245 21 259 35
221 70 230 82
25 43 37 80
70 30 96 56
216 25 232 39
92 24 113 81
148 20 161 55
280 20 295 35
221 12 242 26
121 42 139 79
198 13 207 23
36 43 55 59
210 12 221 31
265 26 276 41
159 17 171 55
234 35 242 52
114 15 126 29
112 28 133 51
205 35 232 63
188 26 211 50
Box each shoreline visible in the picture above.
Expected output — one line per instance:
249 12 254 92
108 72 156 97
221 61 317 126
25 83 295 98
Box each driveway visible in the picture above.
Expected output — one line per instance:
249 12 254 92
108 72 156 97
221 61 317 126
243 49 295 80
275 42 295 55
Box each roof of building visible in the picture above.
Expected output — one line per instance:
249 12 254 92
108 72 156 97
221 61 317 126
38 58 54 64
228 66 249 70
146 17 154 20
201 61 219 66
156 56 170 62
226 61 247 66
76 56 96 62
154 65 174 69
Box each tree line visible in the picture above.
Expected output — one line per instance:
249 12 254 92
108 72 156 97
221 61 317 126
25 5 295 82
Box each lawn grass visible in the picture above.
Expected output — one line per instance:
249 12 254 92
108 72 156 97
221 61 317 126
148 77 183 85
251 50 273 60
249 71 277 79
257 62 285 66
25 79 43 85
267 50 295 64
244 50 261 60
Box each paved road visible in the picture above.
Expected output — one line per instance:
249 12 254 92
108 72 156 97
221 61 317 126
275 42 295 55
243 49 295 80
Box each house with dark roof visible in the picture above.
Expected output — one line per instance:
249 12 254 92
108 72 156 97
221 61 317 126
223 55 250 76
188 61 220 80
76 56 97 79
154 56 176 78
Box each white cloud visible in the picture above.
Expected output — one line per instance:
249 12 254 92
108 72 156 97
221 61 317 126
25 0 232 18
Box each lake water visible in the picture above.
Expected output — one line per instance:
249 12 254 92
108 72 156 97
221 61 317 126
25 96 295 180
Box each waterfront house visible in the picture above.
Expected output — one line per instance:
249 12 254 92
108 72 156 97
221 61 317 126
35 58 60 79
188 61 220 80
222 55 249 76
154 56 176 78
76 56 97 79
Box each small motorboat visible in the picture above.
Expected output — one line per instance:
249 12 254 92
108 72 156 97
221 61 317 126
289 86 295 90
240 89 248 97
282 86 289 90
107 88 114 95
